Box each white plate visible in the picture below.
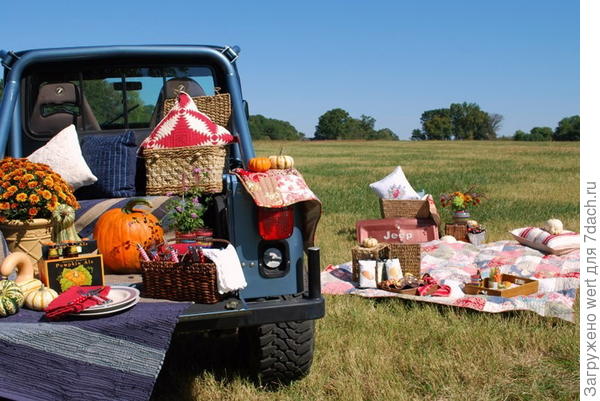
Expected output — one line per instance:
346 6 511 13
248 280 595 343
81 286 140 312
72 297 139 317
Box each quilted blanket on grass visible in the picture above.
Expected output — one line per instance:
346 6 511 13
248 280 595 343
322 240 580 322
0 302 190 401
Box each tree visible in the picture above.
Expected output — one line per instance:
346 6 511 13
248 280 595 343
553 115 579 141
314 108 352 140
314 108 398 140
513 126 552 141
414 102 502 140
248 114 304 140
410 129 426 141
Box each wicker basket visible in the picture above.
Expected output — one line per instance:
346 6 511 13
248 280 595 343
163 93 231 127
351 243 390 282
379 199 431 219
444 223 469 242
140 239 229 304
388 243 422 277
143 145 227 195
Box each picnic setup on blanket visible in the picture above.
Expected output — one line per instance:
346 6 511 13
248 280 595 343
0 90 321 401
321 166 580 322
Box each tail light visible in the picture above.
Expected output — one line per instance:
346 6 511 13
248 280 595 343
257 206 294 240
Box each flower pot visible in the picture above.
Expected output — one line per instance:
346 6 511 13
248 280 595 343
175 228 214 247
452 210 471 225
0 218 52 270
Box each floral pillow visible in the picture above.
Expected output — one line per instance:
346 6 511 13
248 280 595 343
510 227 579 255
369 166 420 200
27 124 97 190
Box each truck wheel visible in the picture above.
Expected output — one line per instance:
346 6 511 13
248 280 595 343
239 320 315 386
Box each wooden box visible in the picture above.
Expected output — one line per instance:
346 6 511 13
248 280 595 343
39 254 105 294
463 274 539 298
351 243 390 282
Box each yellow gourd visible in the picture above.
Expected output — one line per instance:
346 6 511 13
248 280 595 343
24 286 58 311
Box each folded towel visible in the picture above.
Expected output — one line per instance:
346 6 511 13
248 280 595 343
202 244 247 294
45 285 111 320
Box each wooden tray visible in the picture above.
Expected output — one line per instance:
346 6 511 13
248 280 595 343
463 274 539 297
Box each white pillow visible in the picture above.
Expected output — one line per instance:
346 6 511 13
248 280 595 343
369 166 420 200
510 227 580 255
27 125 97 190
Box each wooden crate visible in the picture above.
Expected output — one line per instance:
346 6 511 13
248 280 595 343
463 274 539 297
351 243 390 282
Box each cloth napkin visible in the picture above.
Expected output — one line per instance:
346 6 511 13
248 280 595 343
45 285 111 320
202 244 247 294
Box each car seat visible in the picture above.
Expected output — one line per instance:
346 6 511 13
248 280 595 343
29 82 101 136
149 77 206 128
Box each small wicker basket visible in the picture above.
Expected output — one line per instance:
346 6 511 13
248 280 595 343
444 223 469 242
379 199 431 219
162 93 231 127
140 239 229 304
351 243 390 282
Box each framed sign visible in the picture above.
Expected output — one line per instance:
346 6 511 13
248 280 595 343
39 254 104 294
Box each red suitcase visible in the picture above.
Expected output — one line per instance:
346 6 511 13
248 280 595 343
356 217 439 244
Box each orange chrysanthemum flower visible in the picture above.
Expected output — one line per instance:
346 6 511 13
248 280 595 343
7 185 18 193
15 193 28 202
29 194 40 204
0 202 10 210
40 190 52 200
28 207 38 217
27 181 38 189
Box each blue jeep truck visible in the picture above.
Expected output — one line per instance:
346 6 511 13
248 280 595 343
0 45 325 384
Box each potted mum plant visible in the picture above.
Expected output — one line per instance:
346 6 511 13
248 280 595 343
0 158 79 263
439 188 486 224
163 169 213 244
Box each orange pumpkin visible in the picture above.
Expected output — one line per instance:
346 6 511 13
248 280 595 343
93 199 164 273
248 157 271 172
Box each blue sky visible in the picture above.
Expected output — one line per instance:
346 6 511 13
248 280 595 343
1 0 579 139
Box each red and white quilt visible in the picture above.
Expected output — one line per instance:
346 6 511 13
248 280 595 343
141 91 235 148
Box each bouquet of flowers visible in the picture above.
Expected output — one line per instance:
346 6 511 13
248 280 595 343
162 168 210 234
0 158 79 222
439 188 486 212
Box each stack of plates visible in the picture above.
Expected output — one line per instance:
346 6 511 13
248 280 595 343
72 286 140 317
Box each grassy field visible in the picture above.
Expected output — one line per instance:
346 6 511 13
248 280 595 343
152 140 580 401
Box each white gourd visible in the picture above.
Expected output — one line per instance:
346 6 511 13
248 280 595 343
25 286 58 311
543 219 564 235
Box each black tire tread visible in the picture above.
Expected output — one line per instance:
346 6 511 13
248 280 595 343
241 320 315 386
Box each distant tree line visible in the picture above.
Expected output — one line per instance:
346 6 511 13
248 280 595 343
410 102 502 140
248 114 305 140
313 108 398 140
513 115 579 141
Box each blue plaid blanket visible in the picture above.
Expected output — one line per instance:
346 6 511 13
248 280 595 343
0 302 190 401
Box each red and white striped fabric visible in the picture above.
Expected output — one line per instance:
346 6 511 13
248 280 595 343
510 227 579 255
141 91 235 149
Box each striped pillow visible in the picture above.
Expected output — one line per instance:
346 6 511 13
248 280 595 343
510 227 579 255
76 131 137 199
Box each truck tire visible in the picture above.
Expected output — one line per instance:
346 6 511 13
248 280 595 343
240 320 315 386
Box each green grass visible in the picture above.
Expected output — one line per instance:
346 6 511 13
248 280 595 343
151 140 579 401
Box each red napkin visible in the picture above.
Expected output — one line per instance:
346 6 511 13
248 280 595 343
417 274 451 297
45 285 111 320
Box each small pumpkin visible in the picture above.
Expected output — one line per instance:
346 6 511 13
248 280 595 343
248 157 271 172
0 280 25 317
52 204 82 243
17 278 44 297
544 219 564 235
361 237 379 248
94 199 164 273
24 285 58 311
0 252 35 283
269 149 294 170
